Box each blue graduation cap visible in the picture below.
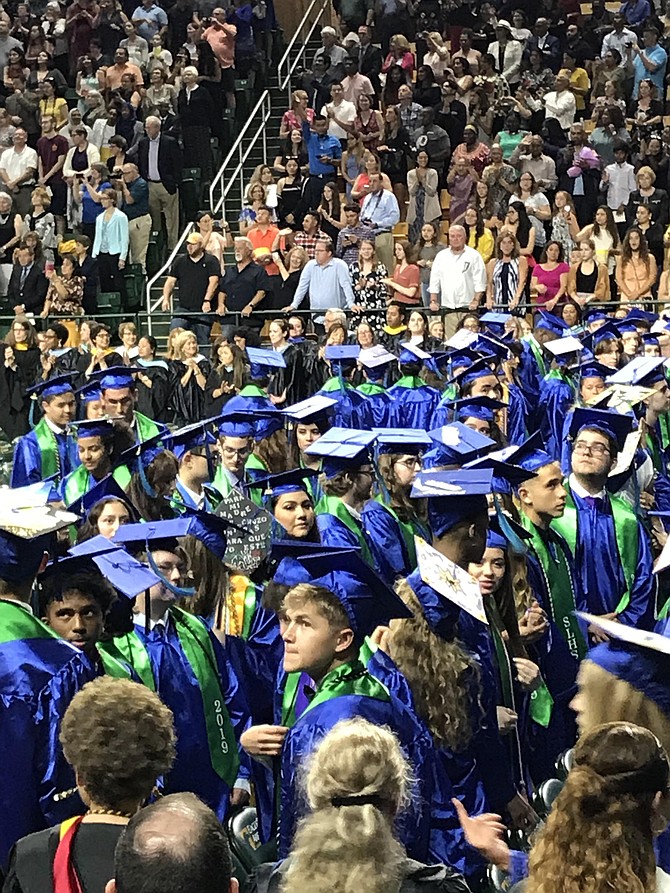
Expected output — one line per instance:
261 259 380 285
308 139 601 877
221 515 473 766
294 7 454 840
290 548 412 639
373 428 431 455
427 421 495 466
27 373 78 400
47 536 161 599
568 406 635 453
65 473 136 518
246 347 286 380
607 357 667 388
642 333 661 348
282 394 337 425
67 418 117 440
580 360 611 380
581 320 621 353
464 452 537 488
623 308 658 328
216 410 256 439
614 321 639 336
445 396 507 423
479 311 511 335
324 344 360 372
163 420 218 460
246 467 319 498
449 358 499 390
583 308 609 327
411 468 493 538
268 541 357 587
446 347 480 368
398 342 430 366
515 443 555 474
581 613 670 718
88 366 141 391
486 510 532 553
534 311 570 338
471 334 510 361
75 380 102 405
304 427 376 477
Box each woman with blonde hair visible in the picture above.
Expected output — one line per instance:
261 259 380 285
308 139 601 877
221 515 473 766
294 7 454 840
168 329 211 426
349 238 388 329
23 187 56 262
280 90 314 141
255 718 469 893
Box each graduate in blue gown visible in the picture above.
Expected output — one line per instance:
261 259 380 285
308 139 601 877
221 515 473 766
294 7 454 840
282 395 337 506
437 396 507 445
382 469 536 884
537 337 581 461
353 346 395 426
0 488 97 868
362 429 432 586
304 428 377 566
165 421 222 512
87 366 168 443
104 517 257 821
379 344 441 430
10 375 81 489
559 360 611 473
517 311 570 424
315 345 370 429
553 407 656 633
242 549 436 863
516 444 587 783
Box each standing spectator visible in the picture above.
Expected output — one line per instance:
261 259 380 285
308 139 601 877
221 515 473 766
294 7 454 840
562 50 591 120
42 253 85 325
378 106 411 221
91 0 128 59
600 15 637 71
131 0 168 43
341 58 374 106
0 20 22 76
321 83 357 145
313 26 348 80
217 236 270 336
0 128 37 217
196 210 231 273
411 108 450 186
285 237 355 328
5 76 39 150
621 0 652 28
36 114 68 237
116 162 151 273
177 65 214 183
300 114 342 210
480 143 517 213
279 91 314 141
91 188 129 300
451 124 490 176
105 47 144 92
73 162 111 243
162 232 220 345
301 56 338 113
632 26 668 100
317 182 344 244
169 330 211 426
293 210 327 259
276 159 304 228
37 78 68 130
202 7 236 111
336 203 373 265
544 71 577 131
349 238 388 330
590 108 630 167
485 230 528 311
557 122 602 227
407 149 441 243
23 186 56 262
382 34 415 79
447 157 477 225
463 207 495 264
509 134 557 191
616 227 657 304
531 240 570 310
0 191 21 296
136 116 182 251
120 21 150 69
487 20 522 92
523 17 562 73
515 171 551 257
625 165 669 228
413 64 442 109
429 224 487 336
602 142 636 217
356 24 382 95
396 83 423 136
384 239 421 308
7 242 48 316
360 170 400 274
63 127 101 181
73 233 98 315
65 0 98 77
247 204 280 296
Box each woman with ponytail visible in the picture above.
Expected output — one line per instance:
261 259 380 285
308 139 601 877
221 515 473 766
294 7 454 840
252 718 470 893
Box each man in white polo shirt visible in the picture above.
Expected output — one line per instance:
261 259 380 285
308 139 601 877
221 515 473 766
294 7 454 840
0 128 37 216
429 224 487 338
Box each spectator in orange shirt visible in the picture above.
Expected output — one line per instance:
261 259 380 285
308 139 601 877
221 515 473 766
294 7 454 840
247 204 281 303
105 46 144 92
203 8 236 110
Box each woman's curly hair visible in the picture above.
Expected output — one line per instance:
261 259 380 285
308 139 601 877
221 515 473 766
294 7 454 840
526 722 669 893
280 719 410 893
388 580 480 751
60 677 176 809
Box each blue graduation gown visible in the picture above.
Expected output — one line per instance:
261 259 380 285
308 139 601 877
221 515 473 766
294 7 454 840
361 500 427 587
316 509 375 563
518 339 544 416
381 379 441 430
506 382 531 446
538 372 575 461
351 390 393 428
278 672 435 863
132 614 253 819
10 425 80 488
316 379 369 428
225 600 283 726
559 486 656 631
0 601 96 868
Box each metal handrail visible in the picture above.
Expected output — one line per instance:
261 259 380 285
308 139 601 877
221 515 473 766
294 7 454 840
278 0 332 106
209 90 272 219
144 220 195 330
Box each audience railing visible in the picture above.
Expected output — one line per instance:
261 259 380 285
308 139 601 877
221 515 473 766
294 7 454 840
144 221 196 330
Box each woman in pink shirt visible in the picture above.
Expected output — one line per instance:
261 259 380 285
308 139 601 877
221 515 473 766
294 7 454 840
280 90 315 141
382 35 415 76
531 240 570 310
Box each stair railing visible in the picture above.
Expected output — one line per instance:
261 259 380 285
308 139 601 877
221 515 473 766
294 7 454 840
277 0 333 107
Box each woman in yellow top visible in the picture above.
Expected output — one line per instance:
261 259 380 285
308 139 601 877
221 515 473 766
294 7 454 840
463 205 495 263
563 49 591 115
38 77 68 129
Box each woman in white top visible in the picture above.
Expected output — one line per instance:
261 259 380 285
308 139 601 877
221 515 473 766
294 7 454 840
423 31 450 83
487 20 522 89
574 204 621 275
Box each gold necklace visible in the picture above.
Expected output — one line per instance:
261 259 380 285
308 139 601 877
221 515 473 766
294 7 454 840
87 807 133 818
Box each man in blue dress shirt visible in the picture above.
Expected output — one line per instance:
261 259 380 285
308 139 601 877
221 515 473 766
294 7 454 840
359 171 400 273
301 115 342 209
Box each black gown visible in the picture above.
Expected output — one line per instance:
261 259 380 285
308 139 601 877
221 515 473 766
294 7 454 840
169 357 213 426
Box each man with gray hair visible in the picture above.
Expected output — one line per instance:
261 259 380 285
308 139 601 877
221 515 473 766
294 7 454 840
136 115 182 249
429 224 487 337
106 793 238 893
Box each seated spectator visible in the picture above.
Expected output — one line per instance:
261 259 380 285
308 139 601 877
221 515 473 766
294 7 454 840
135 333 170 422
82 321 124 375
4 677 176 893
118 321 139 362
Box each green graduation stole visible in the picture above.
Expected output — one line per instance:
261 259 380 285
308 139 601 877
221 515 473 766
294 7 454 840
315 493 374 566
0 599 61 644
373 496 428 570
98 633 156 690
392 375 424 389
357 382 386 396
135 412 163 442
552 487 638 616
523 335 547 378
63 464 132 508
484 599 515 710
520 514 586 664
96 647 133 679
320 377 354 393
302 659 391 717
33 417 61 481
239 384 268 398
281 671 303 728
170 605 240 788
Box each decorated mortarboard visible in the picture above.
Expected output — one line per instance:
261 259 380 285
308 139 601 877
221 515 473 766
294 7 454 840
359 345 397 370
427 422 495 466
51 535 161 599
75 380 102 404
214 489 273 574
567 406 634 453
543 335 584 359
479 311 511 335
449 357 499 389
415 535 488 633
606 357 667 388
534 310 570 338
373 428 431 455
445 395 507 423
579 612 670 717
445 328 478 350
246 346 286 379
587 383 656 412
0 485 79 581
304 427 376 477
282 394 337 424
291 549 412 639
411 468 493 539
65 473 136 518
88 366 141 391
398 342 431 365
163 420 218 460
246 467 320 497
26 373 78 400
67 418 117 440
324 344 360 370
